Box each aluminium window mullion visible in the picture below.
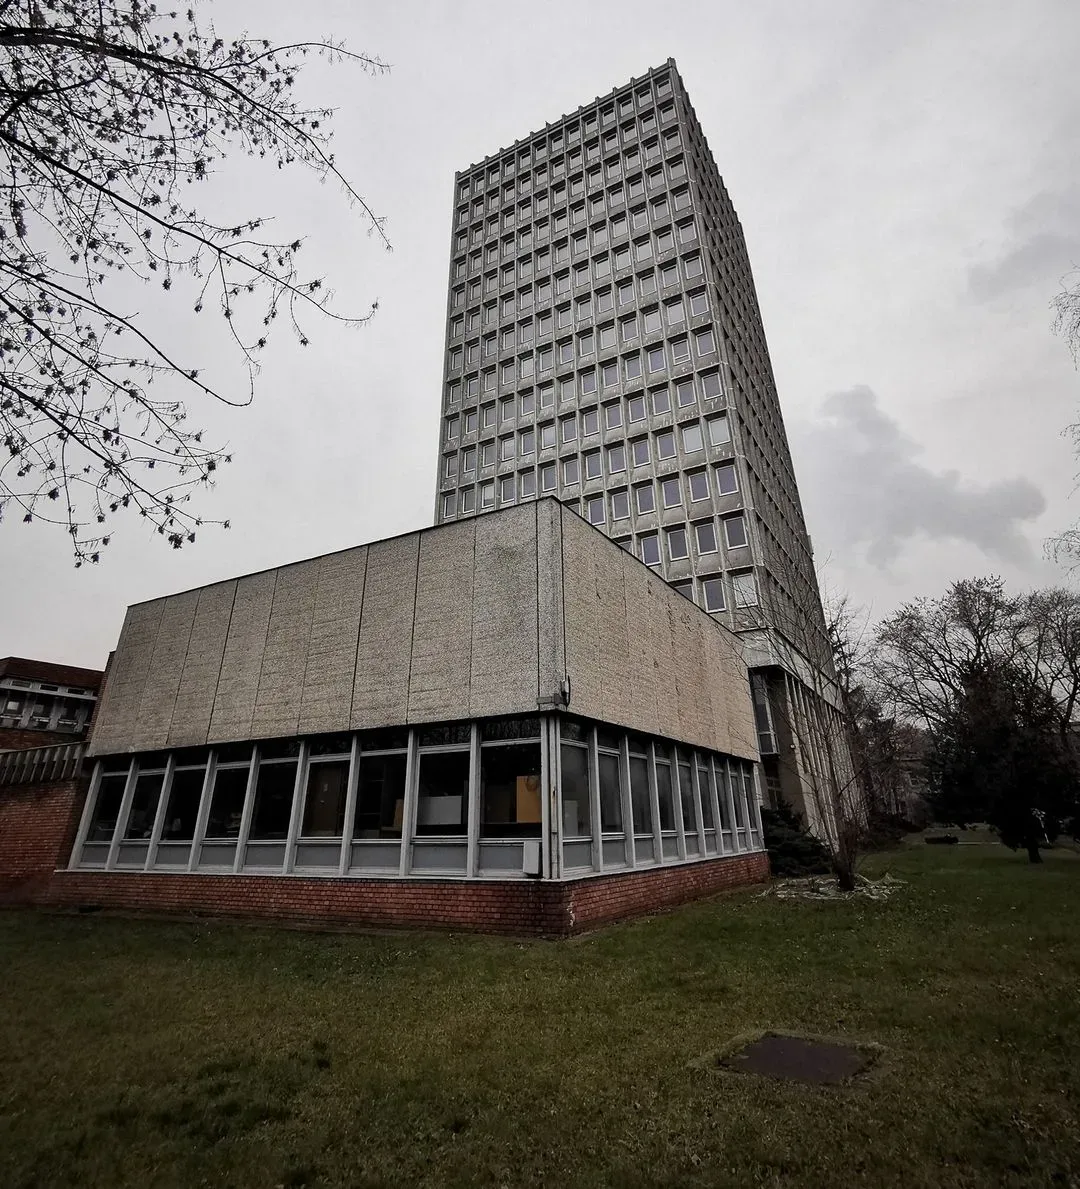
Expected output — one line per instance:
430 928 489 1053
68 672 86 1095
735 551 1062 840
399 730 420 877
339 735 362 877
466 724 481 878
283 741 309 874
619 734 636 868
689 753 707 856
144 754 175 870
588 729 602 872
68 760 103 869
105 760 139 871
647 741 664 865
187 752 217 872
231 748 260 874
671 746 687 862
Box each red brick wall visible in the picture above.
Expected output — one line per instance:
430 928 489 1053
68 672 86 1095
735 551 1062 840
39 852 768 936
0 779 85 898
1 776 770 934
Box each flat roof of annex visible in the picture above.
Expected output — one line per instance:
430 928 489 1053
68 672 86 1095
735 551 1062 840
455 58 681 182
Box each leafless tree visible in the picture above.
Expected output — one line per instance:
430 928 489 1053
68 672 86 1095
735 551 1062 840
0 0 387 564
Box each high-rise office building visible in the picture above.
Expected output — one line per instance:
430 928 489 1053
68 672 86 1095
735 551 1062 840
434 60 851 832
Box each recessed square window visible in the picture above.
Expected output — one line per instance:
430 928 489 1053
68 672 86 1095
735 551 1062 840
541 462 557 491
656 430 676 460
446 417 460 442
647 346 665 373
501 397 515 423
563 456 580 484
520 429 535 456
584 451 602 480
460 487 475 513
599 323 617 350
500 475 516 502
580 369 597 395
702 576 725 612
611 490 630 520
480 442 495 467
660 262 679 287
732 571 758 607
462 446 476 473
696 521 718 554
539 380 554 408
716 462 738 494
689 290 709 316
702 371 723 399
627 394 646 422
624 354 642 380
684 253 703 278
666 527 689 560
617 279 635 306
602 360 619 388
639 534 660 567
481 403 496 429
688 470 710 501
499 436 515 462
586 495 605 525
561 416 577 443
725 515 748 548
661 476 681 508
635 483 655 514
442 492 456 518
620 315 637 343
540 422 556 450
582 408 600 436
631 437 650 467
676 378 695 407
671 337 691 364
520 391 534 416
604 401 623 430
558 338 574 365
444 454 458 480
695 328 716 356
597 288 614 313
681 423 704 453
665 299 685 327
607 443 626 474
520 469 537 498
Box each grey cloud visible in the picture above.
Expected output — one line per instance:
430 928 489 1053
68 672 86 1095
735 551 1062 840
968 186 1080 300
792 386 1046 568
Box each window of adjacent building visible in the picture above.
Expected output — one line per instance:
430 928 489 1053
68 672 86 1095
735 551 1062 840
604 401 623 430
500 474 516 503
656 429 676 460
520 469 536 498
647 346 665 373
635 483 655 514
539 380 554 407
597 288 614 314
480 441 495 468
415 749 469 837
689 289 709 317
661 476 682 508
602 360 619 389
701 371 723 400
611 489 630 520
248 759 298 841
671 336 691 364
582 407 600 436
205 763 250 839
673 581 693 603
464 410 478 436
586 494 605 525
520 428 535 456
480 740 542 838
665 298 685 328
707 413 730 446
441 492 456 519
623 353 642 380
561 415 578 444
695 328 716 357
732 570 759 607
598 748 622 832
687 471 710 504
684 253 703 278
629 751 652 834
578 328 594 357
606 443 626 474
725 514 748 548
682 422 704 453
660 261 679 287
561 739 592 838
520 390 535 416
541 462 557 491
558 338 574 365
499 436 514 462
617 279 635 306
627 394 646 423
716 462 738 494
639 533 660 567
584 450 602 480
563 456 580 484
580 369 597 396
161 766 206 841
702 576 726 612
460 487 475 513
631 436 650 467
446 416 459 443
540 422 556 450
480 481 495 510
598 323 617 351
666 526 689 561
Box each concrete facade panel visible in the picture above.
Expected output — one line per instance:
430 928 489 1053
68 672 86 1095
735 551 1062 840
535 501 566 707
130 589 201 751
87 599 165 756
166 580 236 749
408 520 475 722
207 570 276 744
298 547 367 736
469 504 539 720
351 534 419 729
250 559 320 740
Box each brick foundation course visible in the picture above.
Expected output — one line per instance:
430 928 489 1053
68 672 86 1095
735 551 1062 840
36 852 769 937
1 775 770 935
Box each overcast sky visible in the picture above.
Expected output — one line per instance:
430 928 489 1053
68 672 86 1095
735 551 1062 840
3 0 1080 669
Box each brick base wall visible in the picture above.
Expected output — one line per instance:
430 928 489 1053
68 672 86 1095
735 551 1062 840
1 776 770 935
0 779 85 898
38 852 768 936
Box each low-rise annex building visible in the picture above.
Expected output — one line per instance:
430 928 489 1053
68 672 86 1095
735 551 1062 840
48 501 767 933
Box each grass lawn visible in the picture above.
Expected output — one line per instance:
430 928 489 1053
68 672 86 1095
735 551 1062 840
1 844 1078 1188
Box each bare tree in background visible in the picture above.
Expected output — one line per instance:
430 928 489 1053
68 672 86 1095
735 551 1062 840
0 0 387 564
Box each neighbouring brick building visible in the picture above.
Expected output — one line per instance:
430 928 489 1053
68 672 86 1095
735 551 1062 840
25 501 768 934
0 656 102 750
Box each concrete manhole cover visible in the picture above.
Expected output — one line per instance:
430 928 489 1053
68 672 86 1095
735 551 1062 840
720 1032 877 1084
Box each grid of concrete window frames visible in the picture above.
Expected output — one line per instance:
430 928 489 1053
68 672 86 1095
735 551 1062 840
437 66 757 618
71 714 763 881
